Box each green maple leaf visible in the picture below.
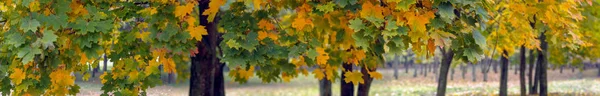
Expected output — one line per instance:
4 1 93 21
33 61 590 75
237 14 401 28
437 2 456 23
17 47 42 64
472 29 486 49
40 29 58 49
20 18 41 33
349 18 365 32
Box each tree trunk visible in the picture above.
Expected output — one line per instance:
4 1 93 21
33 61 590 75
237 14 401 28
393 57 399 80
358 67 374 96
519 46 526 96
92 65 98 77
528 50 536 94
190 1 222 95
405 56 409 74
531 56 541 95
319 78 332 96
341 63 355 96
597 64 600 77
450 67 454 81
103 54 107 72
214 63 225 96
493 61 498 73
413 64 418 78
436 50 454 96
560 66 563 74
514 64 518 75
538 32 548 96
424 64 428 77
168 73 174 84
500 50 509 96
461 64 466 79
473 63 478 82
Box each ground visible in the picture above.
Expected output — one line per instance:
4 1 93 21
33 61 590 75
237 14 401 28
75 68 600 96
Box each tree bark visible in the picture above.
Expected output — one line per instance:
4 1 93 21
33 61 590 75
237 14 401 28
519 46 526 96
473 63 478 82
103 54 107 72
461 64 466 79
404 56 409 74
493 60 498 73
358 67 374 96
214 63 225 96
168 73 174 84
597 64 600 77
413 64 418 78
319 78 332 96
450 67 454 81
538 32 548 96
190 1 222 95
528 50 536 94
424 64 428 77
500 50 509 96
436 49 454 96
341 63 355 96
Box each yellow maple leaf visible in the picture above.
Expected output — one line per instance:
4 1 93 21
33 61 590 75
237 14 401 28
28 0 40 12
281 72 292 83
368 71 383 80
202 0 225 22
68 1 88 20
258 19 275 30
186 16 197 26
128 71 139 82
291 16 313 30
316 47 329 65
343 71 364 85
360 1 385 19
348 49 366 65
50 69 75 86
162 58 177 74
312 68 325 80
99 72 108 84
137 7 158 16
257 31 268 40
174 3 195 19
10 68 26 85
187 25 208 41
136 31 151 41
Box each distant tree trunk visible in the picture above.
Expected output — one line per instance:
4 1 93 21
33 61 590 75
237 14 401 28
531 57 541 95
514 64 518 75
500 50 509 96
405 56 409 74
413 64 418 78
538 32 548 96
450 67 454 81
436 49 454 96
519 46 526 96
424 64 428 77
358 67 374 96
461 64 467 79
168 73 174 84
528 50 536 95
103 54 107 72
560 66 564 74
319 79 332 96
572 65 575 72
393 57 399 80
473 63 478 82
341 63 354 96
493 61 498 73
597 64 600 77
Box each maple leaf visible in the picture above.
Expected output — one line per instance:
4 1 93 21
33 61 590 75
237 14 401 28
187 25 208 41
28 0 40 12
281 72 292 82
316 47 330 65
175 3 194 19
185 16 197 26
10 68 26 85
427 38 436 56
257 31 268 40
50 69 75 86
202 0 225 22
292 16 313 30
136 31 151 42
99 72 108 84
162 58 177 74
343 71 364 85
360 1 385 19
368 71 383 80
313 68 325 80
68 1 88 18
137 7 158 16
258 19 275 30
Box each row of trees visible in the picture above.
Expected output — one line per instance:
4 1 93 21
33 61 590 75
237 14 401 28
1 0 599 96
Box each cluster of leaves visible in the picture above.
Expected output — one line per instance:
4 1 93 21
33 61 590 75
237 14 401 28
216 0 499 85
0 0 206 95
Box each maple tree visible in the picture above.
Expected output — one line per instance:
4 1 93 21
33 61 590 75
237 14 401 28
0 0 204 95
